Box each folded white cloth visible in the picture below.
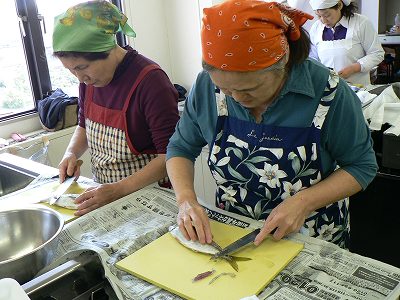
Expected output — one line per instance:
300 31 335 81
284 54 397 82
356 90 376 104
363 83 400 133
0 278 30 300
384 111 400 136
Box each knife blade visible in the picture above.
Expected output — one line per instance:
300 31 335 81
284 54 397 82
212 228 261 259
49 177 76 205
49 160 83 205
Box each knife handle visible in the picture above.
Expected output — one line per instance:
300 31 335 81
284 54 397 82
66 160 83 179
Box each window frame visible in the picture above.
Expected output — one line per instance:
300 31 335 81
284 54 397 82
1 0 125 122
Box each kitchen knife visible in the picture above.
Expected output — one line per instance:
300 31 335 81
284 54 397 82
49 160 83 205
49 177 76 205
212 228 261 259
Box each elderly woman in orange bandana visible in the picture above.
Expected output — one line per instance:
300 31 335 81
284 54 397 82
166 0 377 249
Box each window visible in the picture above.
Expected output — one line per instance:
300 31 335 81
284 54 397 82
0 0 124 121
0 1 34 118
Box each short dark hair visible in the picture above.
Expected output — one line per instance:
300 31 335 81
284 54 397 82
287 27 311 69
342 2 358 18
53 51 110 61
330 1 358 18
202 27 310 72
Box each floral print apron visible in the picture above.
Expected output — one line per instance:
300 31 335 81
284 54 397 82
85 64 169 187
208 71 349 248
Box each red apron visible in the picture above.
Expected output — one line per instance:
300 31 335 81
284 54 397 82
84 64 169 186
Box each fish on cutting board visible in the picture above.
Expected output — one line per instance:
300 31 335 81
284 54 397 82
49 181 88 209
40 181 88 223
169 225 220 255
169 225 251 272
52 194 79 209
37 181 86 209
116 220 304 300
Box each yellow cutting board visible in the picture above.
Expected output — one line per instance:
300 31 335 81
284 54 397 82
40 181 85 223
116 220 303 300
15 181 85 223
40 203 78 224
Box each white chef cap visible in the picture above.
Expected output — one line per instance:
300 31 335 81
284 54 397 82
309 0 351 10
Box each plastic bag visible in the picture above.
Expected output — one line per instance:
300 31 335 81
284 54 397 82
29 136 50 165
8 136 51 165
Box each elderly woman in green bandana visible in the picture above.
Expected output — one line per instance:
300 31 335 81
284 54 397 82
53 1 179 216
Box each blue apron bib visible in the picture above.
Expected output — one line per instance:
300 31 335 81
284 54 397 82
208 71 349 248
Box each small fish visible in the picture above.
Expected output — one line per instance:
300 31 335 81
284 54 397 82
169 225 220 255
169 225 252 272
53 194 80 209
208 272 236 285
192 269 215 282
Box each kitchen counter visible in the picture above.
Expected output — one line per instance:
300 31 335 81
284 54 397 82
1 154 400 299
0 153 93 223
379 34 400 45
0 152 54 175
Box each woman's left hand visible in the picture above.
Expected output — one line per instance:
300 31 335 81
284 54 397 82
73 183 123 216
337 63 361 79
254 193 310 246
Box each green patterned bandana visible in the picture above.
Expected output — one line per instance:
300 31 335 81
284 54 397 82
53 1 136 52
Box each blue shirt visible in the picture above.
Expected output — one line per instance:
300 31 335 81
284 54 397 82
323 24 347 41
167 59 377 190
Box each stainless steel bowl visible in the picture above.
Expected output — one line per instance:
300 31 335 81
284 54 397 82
0 206 64 284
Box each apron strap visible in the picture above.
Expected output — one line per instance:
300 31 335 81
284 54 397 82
312 70 339 129
122 64 161 112
215 89 228 117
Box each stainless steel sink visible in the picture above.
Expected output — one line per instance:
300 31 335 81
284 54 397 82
0 161 37 197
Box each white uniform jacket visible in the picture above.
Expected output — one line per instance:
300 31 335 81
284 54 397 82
309 13 384 86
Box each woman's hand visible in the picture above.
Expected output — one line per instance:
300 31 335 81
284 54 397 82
253 169 362 245
58 153 81 182
165 157 212 243
337 63 361 79
254 192 310 245
177 198 212 245
73 182 123 216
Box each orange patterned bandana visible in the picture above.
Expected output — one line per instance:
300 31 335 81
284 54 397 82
201 1 313 71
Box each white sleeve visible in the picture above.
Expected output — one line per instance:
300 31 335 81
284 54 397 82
356 17 385 73
308 22 320 61
309 43 320 61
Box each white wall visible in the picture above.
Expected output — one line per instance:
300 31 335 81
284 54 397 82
124 0 173 80
164 0 203 91
124 0 209 91
360 0 379 31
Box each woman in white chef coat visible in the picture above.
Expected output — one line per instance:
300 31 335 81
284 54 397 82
309 0 384 87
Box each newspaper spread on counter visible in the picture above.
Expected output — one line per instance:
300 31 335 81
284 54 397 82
38 186 399 300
